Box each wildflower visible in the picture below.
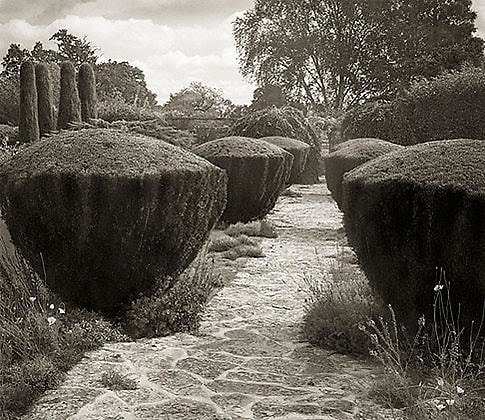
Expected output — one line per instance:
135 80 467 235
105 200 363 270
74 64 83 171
436 403 446 411
446 399 455 406
29 297 37 302
47 316 56 326
418 316 426 327
456 385 465 394
58 307 65 314
49 303 55 310
434 284 444 292
437 377 444 387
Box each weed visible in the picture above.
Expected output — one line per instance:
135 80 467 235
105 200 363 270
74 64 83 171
100 369 137 391
224 219 278 238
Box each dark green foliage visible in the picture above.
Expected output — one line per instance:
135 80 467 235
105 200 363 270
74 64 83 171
57 61 81 130
342 139 485 331
260 136 310 184
229 106 321 183
0 129 227 313
0 124 18 145
18 61 39 143
341 68 485 146
78 62 97 122
325 138 403 208
194 136 292 223
35 63 55 136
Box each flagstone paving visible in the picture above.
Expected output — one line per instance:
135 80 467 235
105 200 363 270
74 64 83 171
24 183 398 419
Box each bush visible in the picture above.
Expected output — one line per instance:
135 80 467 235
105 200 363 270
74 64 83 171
19 61 39 143
194 136 292 223
97 98 163 122
341 68 485 146
0 129 227 313
0 75 19 125
35 63 55 137
260 136 310 184
342 139 485 331
229 106 322 183
57 61 81 130
325 138 403 209
0 124 18 146
78 63 98 122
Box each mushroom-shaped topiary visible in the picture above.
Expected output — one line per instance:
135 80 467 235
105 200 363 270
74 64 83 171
260 136 310 184
325 138 403 209
342 139 485 331
0 129 227 313
194 136 293 223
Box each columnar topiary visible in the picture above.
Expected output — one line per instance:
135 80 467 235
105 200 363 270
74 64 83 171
325 138 403 209
229 107 321 184
57 61 81 130
0 129 227 313
78 62 98 122
342 139 485 331
19 61 39 143
194 136 293 223
35 63 55 136
260 136 310 184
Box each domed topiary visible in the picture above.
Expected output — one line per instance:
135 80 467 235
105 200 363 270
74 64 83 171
35 63 55 136
0 129 227 313
58 61 81 130
260 136 310 184
194 136 293 223
78 62 98 122
19 61 39 143
342 139 485 331
229 107 321 184
325 138 403 209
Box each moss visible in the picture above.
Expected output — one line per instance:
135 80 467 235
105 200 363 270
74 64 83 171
0 129 227 313
342 139 485 331
194 136 292 223
325 138 403 209
19 61 39 143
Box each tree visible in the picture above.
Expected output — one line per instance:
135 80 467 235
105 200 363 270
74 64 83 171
233 0 484 112
49 29 100 68
1 44 31 77
251 84 287 110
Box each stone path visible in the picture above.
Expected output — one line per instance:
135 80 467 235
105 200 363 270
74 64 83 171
24 184 395 420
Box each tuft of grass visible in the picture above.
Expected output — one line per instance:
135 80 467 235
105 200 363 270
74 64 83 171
100 369 138 391
219 244 264 260
208 234 258 253
224 219 278 238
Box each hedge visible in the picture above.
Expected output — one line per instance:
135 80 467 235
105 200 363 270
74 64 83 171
35 63 55 136
260 136 310 184
194 136 292 223
18 61 39 143
57 61 81 130
78 63 98 122
0 129 227 313
325 138 403 209
342 139 485 331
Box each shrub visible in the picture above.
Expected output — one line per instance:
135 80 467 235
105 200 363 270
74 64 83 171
0 124 18 146
78 63 98 122
342 139 485 331
0 75 19 125
260 136 310 184
0 129 227 313
325 138 403 209
57 61 81 130
19 61 39 143
97 97 162 122
229 106 322 183
194 136 292 223
35 63 55 137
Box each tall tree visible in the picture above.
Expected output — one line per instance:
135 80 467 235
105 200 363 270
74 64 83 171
50 29 100 68
233 0 484 112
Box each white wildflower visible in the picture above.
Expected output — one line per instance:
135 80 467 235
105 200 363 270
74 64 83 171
47 316 56 326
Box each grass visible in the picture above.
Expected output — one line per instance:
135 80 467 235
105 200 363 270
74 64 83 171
224 219 278 238
209 233 264 260
302 248 485 419
100 369 138 391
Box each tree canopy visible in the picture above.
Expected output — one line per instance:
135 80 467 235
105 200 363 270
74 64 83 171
233 0 484 112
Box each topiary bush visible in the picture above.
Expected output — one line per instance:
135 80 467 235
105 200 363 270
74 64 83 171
229 106 322 183
325 138 403 209
260 136 310 184
78 63 98 122
19 61 39 143
35 63 55 137
57 61 81 130
194 136 292 223
0 129 227 313
342 139 485 331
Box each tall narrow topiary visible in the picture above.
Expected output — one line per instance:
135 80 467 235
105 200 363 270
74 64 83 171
58 61 81 130
19 61 39 143
35 63 55 136
78 62 98 122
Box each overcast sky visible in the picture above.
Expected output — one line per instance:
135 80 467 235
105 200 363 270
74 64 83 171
1 0 485 105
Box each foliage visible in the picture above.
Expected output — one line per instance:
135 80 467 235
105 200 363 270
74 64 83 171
0 75 19 125
194 136 292 224
97 97 160 122
251 84 287 110
342 139 485 332
0 129 227 313
49 29 100 68
57 61 81 130
233 0 483 111
18 61 39 143
224 219 278 238
78 63 98 122
35 63 55 136
100 369 137 391
0 126 19 147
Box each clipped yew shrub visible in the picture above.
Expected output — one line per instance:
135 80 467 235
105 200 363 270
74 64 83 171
0 129 227 313
58 61 81 130
325 138 403 209
78 63 98 122
35 63 55 136
342 139 485 331
229 107 321 183
19 61 39 143
194 136 292 223
260 136 310 184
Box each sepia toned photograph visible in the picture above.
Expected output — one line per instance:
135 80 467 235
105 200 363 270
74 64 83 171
0 1 484 419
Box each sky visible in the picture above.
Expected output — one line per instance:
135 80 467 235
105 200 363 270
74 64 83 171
0 0 485 106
